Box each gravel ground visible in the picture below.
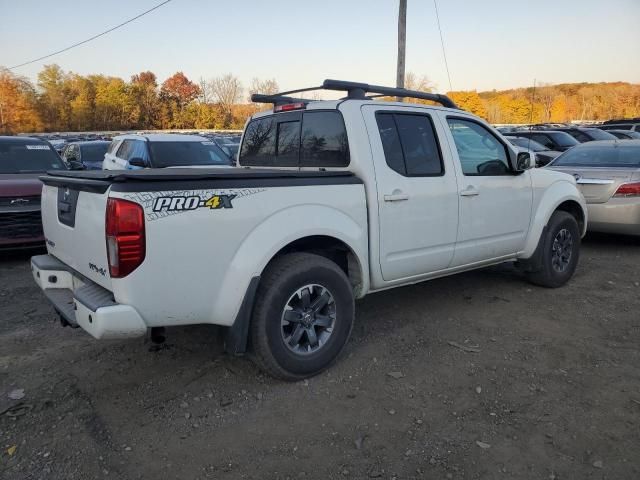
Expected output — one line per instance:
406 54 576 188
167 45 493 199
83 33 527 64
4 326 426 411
1 234 639 480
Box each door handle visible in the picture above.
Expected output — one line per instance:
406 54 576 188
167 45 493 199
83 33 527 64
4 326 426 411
384 193 409 202
111 158 116 162
459 186 479 197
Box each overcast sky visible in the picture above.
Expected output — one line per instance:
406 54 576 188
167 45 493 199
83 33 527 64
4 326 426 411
1 0 639 94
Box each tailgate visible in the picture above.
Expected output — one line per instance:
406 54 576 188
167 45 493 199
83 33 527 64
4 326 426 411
40 177 113 290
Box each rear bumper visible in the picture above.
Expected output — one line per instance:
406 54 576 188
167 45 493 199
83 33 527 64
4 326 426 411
587 199 640 236
31 254 147 339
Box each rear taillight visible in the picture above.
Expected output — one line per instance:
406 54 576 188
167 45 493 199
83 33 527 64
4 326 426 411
613 182 640 197
106 198 145 278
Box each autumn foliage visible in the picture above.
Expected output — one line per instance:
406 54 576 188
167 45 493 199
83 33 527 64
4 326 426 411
1 65 639 134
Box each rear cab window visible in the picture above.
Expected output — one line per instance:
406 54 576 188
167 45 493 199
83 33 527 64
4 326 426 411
239 110 349 168
375 112 444 176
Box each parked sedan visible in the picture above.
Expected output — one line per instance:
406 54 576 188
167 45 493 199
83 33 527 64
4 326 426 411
0 136 66 249
547 140 640 236
61 140 111 170
607 130 640 140
506 136 561 166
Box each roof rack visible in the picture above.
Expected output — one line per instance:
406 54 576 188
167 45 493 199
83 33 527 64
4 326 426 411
250 79 459 109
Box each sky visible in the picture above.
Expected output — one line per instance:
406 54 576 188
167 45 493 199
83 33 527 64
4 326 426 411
1 0 639 95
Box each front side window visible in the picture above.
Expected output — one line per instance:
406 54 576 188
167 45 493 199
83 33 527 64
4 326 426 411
447 118 511 176
376 112 443 176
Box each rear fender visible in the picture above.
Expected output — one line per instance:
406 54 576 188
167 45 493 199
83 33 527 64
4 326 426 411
213 204 368 325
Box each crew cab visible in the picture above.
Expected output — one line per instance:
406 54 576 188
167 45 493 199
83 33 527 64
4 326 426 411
31 80 587 380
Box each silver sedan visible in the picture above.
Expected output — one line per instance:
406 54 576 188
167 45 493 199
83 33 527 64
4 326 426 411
547 140 640 236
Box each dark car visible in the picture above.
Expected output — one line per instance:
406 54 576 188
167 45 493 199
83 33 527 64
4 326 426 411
552 127 617 143
61 140 111 170
607 129 640 140
0 136 66 249
504 130 579 152
505 136 562 166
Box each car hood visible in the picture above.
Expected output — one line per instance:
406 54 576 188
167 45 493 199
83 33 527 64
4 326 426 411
0 173 44 197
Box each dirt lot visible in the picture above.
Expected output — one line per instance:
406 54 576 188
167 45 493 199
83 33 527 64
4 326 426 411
1 235 639 480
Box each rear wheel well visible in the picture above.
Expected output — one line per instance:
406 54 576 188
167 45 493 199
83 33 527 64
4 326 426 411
556 200 585 234
268 236 363 296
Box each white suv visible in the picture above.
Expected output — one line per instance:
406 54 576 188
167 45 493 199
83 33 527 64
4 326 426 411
103 133 232 170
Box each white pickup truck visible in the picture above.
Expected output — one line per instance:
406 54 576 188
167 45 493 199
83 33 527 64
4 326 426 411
31 80 587 380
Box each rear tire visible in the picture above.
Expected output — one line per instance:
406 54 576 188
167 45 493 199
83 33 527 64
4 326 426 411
250 253 355 381
526 211 580 288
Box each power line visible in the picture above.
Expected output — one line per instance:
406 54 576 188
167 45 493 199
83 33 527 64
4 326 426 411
9 0 173 70
433 0 453 92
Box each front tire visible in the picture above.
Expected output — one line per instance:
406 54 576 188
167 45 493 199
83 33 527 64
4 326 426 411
526 211 580 288
250 253 355 381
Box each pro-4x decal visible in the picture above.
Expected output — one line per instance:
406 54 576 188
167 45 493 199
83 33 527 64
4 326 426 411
124 188 264 221
152 194 236 212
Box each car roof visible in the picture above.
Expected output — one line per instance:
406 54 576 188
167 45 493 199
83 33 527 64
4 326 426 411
573 139 640 147
113 133 209 142
0 136 48 144
67 140 111 146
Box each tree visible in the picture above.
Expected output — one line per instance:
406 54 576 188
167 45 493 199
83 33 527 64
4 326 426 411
248 78 279 101
0 68 42 133
131 71 159 128
160 72 200 107
160 72 200 128
209 73 243 127
448 91 487 118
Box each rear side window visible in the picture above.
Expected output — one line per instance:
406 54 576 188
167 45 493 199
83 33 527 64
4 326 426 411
376 112 443 176
239 110 349 168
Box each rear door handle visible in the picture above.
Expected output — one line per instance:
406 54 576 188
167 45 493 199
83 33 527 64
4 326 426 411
384 193 409 202
459 186 479 197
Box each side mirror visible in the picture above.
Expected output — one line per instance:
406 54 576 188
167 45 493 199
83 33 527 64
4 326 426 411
515 151 533 171
68 159 85 170
128 157 146 168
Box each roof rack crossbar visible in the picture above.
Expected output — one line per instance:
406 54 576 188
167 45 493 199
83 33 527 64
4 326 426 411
322 79 458 109
250 94 315 106
250 79 459 109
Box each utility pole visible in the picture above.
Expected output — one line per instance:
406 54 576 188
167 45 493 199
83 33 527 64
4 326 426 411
396 0 407 102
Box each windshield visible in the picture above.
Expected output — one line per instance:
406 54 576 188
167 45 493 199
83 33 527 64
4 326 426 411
548 132 580 147
509 137 547 152
148 140 231 167
551 144 640 168
81 143 110 163
0 141 65 173
584 129 618 141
